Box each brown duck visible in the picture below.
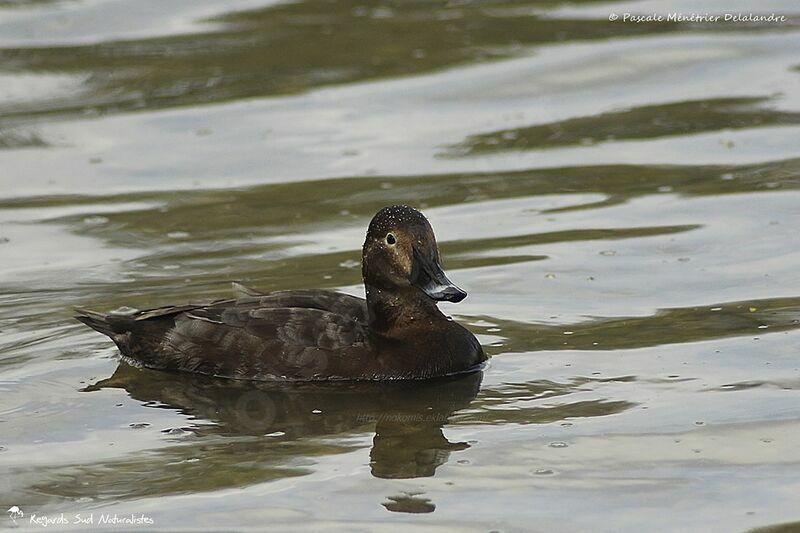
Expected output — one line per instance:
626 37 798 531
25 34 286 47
76 205 486 381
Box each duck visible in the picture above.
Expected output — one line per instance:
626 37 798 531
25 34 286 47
76 205 486 381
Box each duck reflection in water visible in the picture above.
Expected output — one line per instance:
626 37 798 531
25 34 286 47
87 362 482 480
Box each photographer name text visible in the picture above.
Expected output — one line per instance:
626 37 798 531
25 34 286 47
611 12 787 23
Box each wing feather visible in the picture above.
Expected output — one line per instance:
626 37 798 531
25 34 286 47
162 306 369 380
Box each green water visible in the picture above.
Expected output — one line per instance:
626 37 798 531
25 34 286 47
1 0 800 531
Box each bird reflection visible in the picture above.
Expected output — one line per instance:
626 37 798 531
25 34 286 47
86 362 482 480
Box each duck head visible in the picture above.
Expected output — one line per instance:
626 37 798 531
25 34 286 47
362 205 466 303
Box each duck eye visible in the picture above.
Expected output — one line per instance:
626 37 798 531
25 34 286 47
385 233 397 245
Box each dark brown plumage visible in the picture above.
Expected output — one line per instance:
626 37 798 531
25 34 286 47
76 205 485 381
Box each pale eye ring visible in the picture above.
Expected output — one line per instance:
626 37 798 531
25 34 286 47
386 233 397 245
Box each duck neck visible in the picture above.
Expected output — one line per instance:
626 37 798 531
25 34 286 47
365 284 445 336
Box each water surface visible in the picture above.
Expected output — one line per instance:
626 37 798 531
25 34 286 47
1 0 800 531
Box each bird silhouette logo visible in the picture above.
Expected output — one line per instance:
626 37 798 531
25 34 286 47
7 506 24 524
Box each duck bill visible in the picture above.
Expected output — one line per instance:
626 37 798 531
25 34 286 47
411 248 467 303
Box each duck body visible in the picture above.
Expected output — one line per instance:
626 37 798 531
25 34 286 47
76 206 486 381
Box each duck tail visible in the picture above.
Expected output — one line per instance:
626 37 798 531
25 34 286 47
74 309 116 338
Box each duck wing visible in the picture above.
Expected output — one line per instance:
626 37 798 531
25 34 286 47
163 302 371 380
231 281 264 298
230 284 367 323
78 295 371 381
